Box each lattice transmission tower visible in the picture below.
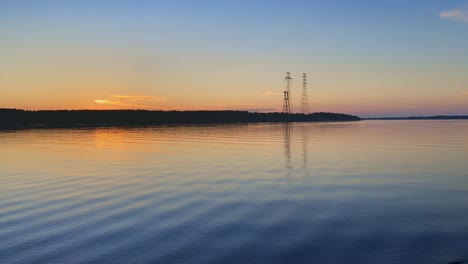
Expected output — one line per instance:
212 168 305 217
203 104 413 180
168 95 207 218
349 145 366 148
283 72 293 114
300 73 309 114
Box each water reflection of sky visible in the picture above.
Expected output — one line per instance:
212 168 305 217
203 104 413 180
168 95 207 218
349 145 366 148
1 121 468 263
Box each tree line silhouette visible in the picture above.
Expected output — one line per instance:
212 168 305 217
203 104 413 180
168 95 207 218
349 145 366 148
0 109 360 129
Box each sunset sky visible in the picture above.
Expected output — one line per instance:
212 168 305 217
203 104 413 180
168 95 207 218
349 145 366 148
1 0 467 117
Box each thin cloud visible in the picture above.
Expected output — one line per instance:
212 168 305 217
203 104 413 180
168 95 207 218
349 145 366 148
94 99 169 110
94 99 117 105
94 99 137 107
259 90 280 96
440 7 468 23
111 95 167 102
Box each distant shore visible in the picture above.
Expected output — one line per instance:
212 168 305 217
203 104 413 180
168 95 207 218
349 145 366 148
0 109 361 129
365 116 468 120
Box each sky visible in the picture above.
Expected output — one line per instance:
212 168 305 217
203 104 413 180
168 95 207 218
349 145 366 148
0 0 467 117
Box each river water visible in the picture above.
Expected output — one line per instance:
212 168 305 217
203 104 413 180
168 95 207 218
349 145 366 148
1 121 468 264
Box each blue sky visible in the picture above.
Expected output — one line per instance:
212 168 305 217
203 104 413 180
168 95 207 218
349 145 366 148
1 0 468 117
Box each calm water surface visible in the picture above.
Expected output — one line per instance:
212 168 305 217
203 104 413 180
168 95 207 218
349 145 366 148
1 121 468 264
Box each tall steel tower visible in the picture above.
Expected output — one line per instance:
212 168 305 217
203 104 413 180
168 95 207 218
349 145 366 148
300 73 309 114
283 72 292 114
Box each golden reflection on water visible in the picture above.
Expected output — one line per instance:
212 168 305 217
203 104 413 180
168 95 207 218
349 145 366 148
94 128 132 148
1 121 468 187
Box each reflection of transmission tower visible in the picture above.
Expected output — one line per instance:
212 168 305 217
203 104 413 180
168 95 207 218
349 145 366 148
283 72 292 114
300 73 309 114
283 122 293 184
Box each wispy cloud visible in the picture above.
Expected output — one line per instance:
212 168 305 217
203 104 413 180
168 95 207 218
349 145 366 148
94 94 169 109
94 99 116 105
111 95 167 102
258 90 280 96
440 7 468 23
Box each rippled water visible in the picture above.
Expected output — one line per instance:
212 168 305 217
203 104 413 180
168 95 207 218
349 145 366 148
1 121 468 264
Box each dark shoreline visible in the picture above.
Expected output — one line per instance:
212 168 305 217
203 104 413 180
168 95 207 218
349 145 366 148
0 109 360 129
365 116 468 120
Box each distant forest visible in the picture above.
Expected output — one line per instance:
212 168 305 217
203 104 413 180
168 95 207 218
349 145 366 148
0 109 360 129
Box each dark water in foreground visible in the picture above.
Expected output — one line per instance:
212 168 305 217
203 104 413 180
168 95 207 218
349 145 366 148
1 121 468 264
